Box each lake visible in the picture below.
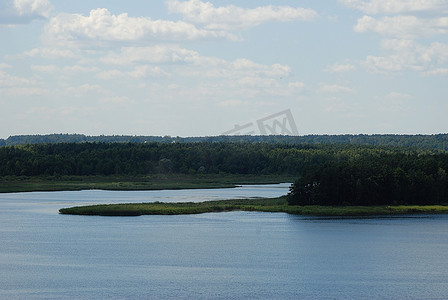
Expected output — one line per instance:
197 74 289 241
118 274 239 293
1 184 448 299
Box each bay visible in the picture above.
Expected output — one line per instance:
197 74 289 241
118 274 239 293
1 184 448 299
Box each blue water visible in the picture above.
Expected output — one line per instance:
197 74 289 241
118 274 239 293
1 184 448 299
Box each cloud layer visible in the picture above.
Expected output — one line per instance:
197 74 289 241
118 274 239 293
43 8 236 46
167 0 318 30
0 0 53 25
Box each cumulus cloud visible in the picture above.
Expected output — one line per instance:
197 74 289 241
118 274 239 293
97 66 170 80
100 45 201 65
340 0 448 15
43 8 236 46
423 68 448 76
21 47 77 59
362 40 448 74
64 84 105 97
167 0 318 30
100 46 291 79
0 63 12 69
354 15 448 38
31 64 99 74
14 0 53 18
343 1 448 76
0 69 33 87
0 0 53 25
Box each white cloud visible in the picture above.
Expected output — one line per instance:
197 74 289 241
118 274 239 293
237 77 278 88
218 99 249 107
340 0 448 15
167 0 318 30
100 46 291 81
31 64 99 75
0 0 53 25
363 55 405 73
100 45 201 65
288 81 306 90
43 8 236 46
324 62 356 73
231 59 291 78
30 64 59 73
64 84 105 97
14 0 53 18
97 66 170 80
0 69 33 87
0 86 47 96
345 0 448 77
386 92 412 100
129 66 169 78
362 40 448 74
0 63 12 69
354 15 448 38
22 47 77 59
320 84 355 94
0 66 49 96
423 68 448 76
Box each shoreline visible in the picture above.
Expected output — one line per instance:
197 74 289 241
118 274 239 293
0 174 294 193
59 196 448 217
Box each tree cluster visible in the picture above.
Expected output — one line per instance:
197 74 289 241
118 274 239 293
288 154 448 206
0 142 331 176
1 142 431 177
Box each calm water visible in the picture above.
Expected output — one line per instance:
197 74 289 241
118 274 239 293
1 184 448 299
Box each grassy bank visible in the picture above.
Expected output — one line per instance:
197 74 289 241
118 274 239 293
59 196 448 217
0 174 294 193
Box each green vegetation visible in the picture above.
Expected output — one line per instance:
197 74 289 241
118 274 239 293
288 156 448 206
59 196 448 216
2 139 447 209
0 141 445 178
0 174 292 193
3 133 448 151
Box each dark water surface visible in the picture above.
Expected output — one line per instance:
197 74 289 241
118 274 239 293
1 184 448 299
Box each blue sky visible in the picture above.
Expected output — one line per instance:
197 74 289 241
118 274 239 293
1 0 447 138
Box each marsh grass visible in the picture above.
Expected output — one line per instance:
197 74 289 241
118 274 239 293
0 174 294 193
59 196 448 217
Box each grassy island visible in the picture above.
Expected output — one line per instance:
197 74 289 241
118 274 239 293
59 196 448 217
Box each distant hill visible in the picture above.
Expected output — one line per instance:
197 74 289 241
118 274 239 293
1 133 448 151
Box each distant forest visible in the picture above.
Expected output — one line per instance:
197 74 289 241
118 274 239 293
2 142 445 177
1 133 448 151
1 135 448 206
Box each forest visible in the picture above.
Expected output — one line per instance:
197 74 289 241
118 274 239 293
0 142 443 177
287 157 448 206
1 141 448 206
2 133 448 151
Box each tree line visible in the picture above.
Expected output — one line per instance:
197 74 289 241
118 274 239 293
287 154 448 206
0 142 445 177
0 142 338 176
2 142 448 205
2 133 448 151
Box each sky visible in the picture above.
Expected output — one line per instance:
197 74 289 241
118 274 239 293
0 0 448 138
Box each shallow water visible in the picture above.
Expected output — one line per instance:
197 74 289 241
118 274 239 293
1 184 448 299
